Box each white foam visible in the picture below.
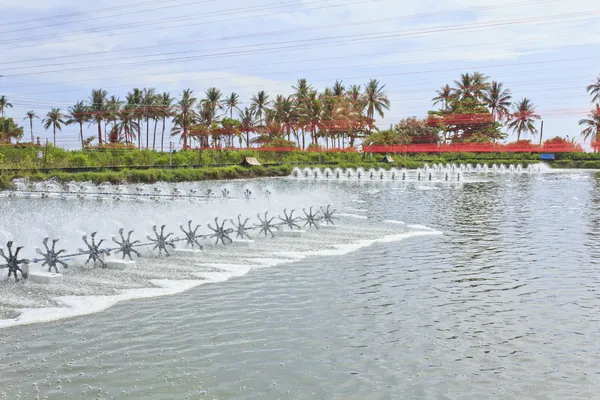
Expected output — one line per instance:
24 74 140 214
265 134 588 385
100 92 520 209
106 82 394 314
0 217 442 330
406 224 437 231
0 280 204 329
337 213 368 219
345 208 367 212
384 220 405 225
275 229 442 260
417 186 439 190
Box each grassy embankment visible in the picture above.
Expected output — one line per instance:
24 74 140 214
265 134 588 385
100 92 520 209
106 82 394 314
0 146 598 189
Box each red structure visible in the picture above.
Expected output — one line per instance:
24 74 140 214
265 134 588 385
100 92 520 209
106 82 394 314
363 142 583 154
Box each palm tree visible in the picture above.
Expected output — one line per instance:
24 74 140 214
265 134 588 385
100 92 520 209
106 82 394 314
66 101 87 149
157 92 174 152
432 84 454 110
126 88 144 148
299 93 324 147
0 95 12 118
239 107 256 148
250 90 270 125
42 108 65 146
507 98 541 141
332 80 345 97
587 74 600 103
471 71 490 100
142 88 157 149
483 81 512 121
201 87 223 122
106 95 122 139
292 79 312 102
223 92 241 119
24 111 39 143
454 73 474 99
579 105 600 150
114 109 139 146
364 79 390 128
173 89 197 149
87 89 108 144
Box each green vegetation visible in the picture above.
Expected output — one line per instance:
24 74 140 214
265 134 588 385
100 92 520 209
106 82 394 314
2 145 600 190
1 72 599 152
0 71 598 190
0 165 292 189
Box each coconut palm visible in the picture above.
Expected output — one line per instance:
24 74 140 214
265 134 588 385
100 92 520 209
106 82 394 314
157 92 174 152
201 87 223 124
432 84 454 110
239 107 256 148
24 110 39 143
42 108 66 146
114 109 139 146
579 105 600 149
348 84 362 102
66 101 88 149
87 89 108 144
292 79 312 102
126 88 144 148
172 89 197 149
471 71 490 99
142 88 157 149
507 98 541 141
0 95 12 118
332 80 345 97
223 92 241 119
587 74 600 103
483 81 512 121
105 95 122 139
364 79 390 127
250 90 270 125
454 73 474 99
299 93 324 147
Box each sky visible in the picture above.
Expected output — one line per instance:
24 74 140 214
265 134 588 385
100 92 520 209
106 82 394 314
0 0 599 149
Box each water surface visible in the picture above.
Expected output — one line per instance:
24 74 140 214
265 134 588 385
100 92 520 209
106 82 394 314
1 170 599 399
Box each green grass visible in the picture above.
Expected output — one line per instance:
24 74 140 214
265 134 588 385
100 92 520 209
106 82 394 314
0 165 292 189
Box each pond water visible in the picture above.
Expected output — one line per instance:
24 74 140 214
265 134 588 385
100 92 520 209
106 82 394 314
0 169 599 399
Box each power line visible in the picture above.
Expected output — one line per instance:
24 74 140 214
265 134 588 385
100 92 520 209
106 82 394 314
0 0 354 48
0 0 174 27
2 30 597 91
4 10 598 78
8 51 600 101
0 1 216 35
0 0 562 64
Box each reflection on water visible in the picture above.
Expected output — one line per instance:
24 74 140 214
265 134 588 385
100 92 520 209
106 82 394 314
1 171 600 399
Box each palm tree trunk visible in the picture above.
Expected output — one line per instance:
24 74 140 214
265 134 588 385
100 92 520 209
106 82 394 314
97 121 103 144
146 118 149 150
153 119 158 150
53 125 56 146
246 132 250 148
79 122 84 150
30 118 34 143
161 118 166 152
137 119 142 149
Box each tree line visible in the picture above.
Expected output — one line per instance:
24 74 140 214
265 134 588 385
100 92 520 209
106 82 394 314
0 72 598 150
0 79 390 151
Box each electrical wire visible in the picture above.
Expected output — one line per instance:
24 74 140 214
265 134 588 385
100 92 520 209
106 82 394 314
4 11 598 79
0 0 563 64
